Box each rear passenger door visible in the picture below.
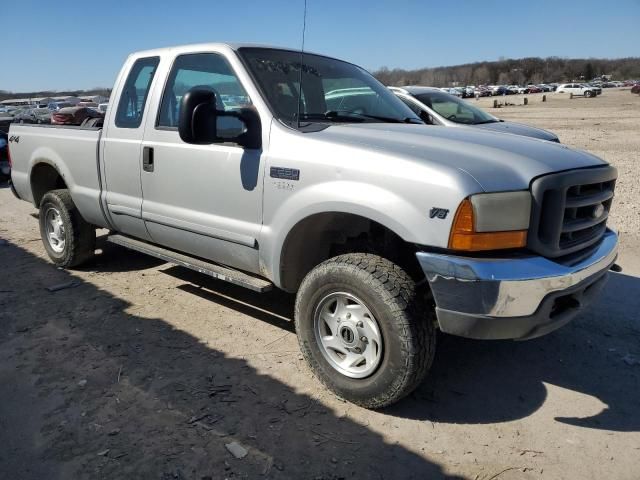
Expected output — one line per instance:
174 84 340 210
102 56 159 241
139 52 264 274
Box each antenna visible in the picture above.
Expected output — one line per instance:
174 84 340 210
296 0 307 129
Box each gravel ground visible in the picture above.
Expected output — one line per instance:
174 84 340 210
1 89 639 479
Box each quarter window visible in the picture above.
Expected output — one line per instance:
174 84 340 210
115 56 159 128
157 53 251 128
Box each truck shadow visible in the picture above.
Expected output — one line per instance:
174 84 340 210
162 263 640 433
0 239 457 480
387 272 640 432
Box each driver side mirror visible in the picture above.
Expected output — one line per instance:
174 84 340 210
178 88 262 149
178 89 217 145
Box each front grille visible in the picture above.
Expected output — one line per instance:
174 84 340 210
528 166 617 258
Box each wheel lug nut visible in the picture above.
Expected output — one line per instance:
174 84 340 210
356 321 363 328
346 313 351 319
354 347 361 353
361 336 368 343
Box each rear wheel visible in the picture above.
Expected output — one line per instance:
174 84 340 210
295 253 436 408
39 189 95 268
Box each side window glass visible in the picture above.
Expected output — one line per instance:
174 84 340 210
115 57 159 128
158 53 251 128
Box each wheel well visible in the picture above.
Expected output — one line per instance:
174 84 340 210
279 212 424 292
30 163 67 206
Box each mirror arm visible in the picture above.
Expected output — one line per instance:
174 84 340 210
221 107 262 149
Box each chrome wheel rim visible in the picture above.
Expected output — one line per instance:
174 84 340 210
45 207 65 253
313 292 383 379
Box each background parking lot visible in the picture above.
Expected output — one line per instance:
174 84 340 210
1 89 639 479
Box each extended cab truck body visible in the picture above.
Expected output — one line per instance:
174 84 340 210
9 43 619 408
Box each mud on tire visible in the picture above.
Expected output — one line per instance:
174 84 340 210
294 253 436 409
39 189 95 268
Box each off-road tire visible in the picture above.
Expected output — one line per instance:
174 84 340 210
39 189 95 268
295 253 436 409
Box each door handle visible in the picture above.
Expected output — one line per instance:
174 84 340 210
143 146 154 172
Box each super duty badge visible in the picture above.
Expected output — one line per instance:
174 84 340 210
270 167 300 181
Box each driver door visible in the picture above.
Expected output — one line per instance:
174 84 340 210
140 52 265 274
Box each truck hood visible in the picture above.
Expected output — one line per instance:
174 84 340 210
474 120 559 142
308 123 606 191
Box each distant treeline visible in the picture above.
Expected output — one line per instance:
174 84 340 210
0 88 111 102
373 57 640 87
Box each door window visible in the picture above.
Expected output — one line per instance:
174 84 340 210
157 53 251 129
115 56 159 128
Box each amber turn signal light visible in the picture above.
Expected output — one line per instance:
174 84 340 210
448 199 527 251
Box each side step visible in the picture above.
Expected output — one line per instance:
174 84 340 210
107 234 273 292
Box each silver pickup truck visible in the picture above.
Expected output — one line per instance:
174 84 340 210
9 43 619 408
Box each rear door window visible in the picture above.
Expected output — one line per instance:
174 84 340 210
115 56 160 128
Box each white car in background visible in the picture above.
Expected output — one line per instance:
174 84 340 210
97 103 109 113
390 86 560 142
556 83 598 97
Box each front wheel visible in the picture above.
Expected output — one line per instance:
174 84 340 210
39 189 96 268
295 253 436 408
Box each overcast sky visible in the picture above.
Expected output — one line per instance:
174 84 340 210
2 0 640 92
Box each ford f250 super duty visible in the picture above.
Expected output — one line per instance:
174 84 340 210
9 43 619 408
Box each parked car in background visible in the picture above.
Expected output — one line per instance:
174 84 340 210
492 85 511 96
631 84 640 94
51 106 104 125
390 86 560 142
526 85 543 93
77 101 99 108
440 87 462 97
12 108 52 124
97 103 109 113
47 102 75 111
474 87 492 97
0 131 10 182
589 84 603 95
556 83 598 97
0 113 13 134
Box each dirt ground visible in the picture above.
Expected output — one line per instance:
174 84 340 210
1 89 639 480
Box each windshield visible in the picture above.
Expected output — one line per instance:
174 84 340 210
414 91 497 125
239 48 422 127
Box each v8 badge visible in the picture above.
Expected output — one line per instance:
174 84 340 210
429 207 449 220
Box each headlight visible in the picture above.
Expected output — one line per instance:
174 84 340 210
448 191 531 251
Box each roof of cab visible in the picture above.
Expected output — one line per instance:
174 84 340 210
128 42 310 59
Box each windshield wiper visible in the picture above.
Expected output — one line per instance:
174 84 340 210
298 111 422 124
337 112 422 124
297 112 365 123
474 119 499 125
327 111 422 124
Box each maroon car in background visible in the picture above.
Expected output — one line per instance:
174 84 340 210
631 84 640 94
51 106 104 126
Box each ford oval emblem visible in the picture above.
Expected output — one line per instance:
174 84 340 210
592 203 605 219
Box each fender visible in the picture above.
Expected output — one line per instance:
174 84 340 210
259 180 471 289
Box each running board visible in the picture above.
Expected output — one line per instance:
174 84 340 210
107 234 273 292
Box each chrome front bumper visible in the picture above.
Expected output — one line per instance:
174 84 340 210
416 229 618 340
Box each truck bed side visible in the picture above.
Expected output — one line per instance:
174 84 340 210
9 124 108 228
